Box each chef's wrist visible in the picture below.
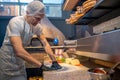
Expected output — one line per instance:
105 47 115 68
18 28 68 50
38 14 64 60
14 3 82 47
50 55 56 61
37 62 43 68
52 61 57 63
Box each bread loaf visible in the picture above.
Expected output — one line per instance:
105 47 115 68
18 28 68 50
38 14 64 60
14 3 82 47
83 0 96 7
83 0 96 12
71 59 80 66
76 6 84 13
76 13 84 19
65 58 81 66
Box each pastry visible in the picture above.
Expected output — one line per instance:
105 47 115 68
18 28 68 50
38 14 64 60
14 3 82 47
83 0 96 12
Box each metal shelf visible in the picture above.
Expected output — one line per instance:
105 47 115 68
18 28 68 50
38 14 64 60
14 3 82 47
76 29 120 55
72 0 120 25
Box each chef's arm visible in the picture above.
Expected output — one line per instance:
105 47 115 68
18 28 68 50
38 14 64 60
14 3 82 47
38 35 56 61
10 36 42 68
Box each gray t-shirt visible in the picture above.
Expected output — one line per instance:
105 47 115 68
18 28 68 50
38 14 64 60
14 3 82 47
3 16 43 46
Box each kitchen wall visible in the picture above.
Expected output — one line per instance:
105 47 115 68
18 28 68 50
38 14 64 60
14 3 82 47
93 16 120 34
89 8 120 32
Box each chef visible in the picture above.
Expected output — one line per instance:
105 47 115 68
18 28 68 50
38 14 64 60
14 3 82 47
0 1 61 80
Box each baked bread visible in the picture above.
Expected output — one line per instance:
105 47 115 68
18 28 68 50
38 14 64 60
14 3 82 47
65 58 81 66
83 0 96 6
76 6 84 13
69 19 78 24
65 18 77 24
65 6 85 24
71 59 80 66
65 18 71 24
75 13 84 19
83 0 96 12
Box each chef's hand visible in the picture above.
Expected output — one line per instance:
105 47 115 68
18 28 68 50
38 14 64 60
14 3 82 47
40 64 53 71
51 61 62 70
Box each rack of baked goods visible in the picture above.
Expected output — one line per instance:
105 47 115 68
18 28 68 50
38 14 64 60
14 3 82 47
65 0 97 24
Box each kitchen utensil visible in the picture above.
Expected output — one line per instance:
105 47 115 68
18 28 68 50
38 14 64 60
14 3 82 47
88 68 111 80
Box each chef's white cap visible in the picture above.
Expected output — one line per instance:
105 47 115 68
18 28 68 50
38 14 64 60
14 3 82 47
27 1 45 15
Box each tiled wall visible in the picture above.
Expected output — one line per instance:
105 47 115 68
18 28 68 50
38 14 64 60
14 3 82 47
93 16 120 34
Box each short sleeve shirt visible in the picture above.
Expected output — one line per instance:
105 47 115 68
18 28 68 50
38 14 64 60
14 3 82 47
3 16 43 46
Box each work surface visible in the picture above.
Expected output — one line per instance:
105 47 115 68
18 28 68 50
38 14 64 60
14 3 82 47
43 63 90 80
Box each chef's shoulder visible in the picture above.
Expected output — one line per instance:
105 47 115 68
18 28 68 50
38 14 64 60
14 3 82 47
8 16 25 32
34 23 43 35
9 16 24 25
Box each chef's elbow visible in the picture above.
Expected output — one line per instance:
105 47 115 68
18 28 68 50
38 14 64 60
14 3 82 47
14 49 25 57
15 51 22 57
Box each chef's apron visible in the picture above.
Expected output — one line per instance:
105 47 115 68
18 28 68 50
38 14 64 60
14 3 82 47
0 45 27 80
0 19 33 80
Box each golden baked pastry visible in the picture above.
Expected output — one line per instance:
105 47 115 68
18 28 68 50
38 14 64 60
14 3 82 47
75 13 84 19
71 59 80 66
65 58 81 66
69 19 78 24
76 6 84 13
65 12 84 24
83 0 96 12
65 6 85 24
65 18 71 24
83 0 96 6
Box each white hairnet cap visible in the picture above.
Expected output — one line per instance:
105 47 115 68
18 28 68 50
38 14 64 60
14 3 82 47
27 1 45 15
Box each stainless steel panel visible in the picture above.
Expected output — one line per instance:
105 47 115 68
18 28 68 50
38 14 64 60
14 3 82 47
77 29 120 54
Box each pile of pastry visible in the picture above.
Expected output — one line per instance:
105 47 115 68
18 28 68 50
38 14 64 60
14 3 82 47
65 58 81 66
66 0 97 24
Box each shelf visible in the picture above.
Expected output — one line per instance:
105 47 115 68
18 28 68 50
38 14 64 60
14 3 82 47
64 0 120 25
25 45 77 51
76 29 120 55
77 0 120 25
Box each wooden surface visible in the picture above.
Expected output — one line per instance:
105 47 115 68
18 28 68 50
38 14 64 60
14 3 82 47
63 0 79 11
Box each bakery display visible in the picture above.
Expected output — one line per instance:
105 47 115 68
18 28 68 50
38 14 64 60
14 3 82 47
65 17 78 24
65 0 97 24
65 6 84 24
